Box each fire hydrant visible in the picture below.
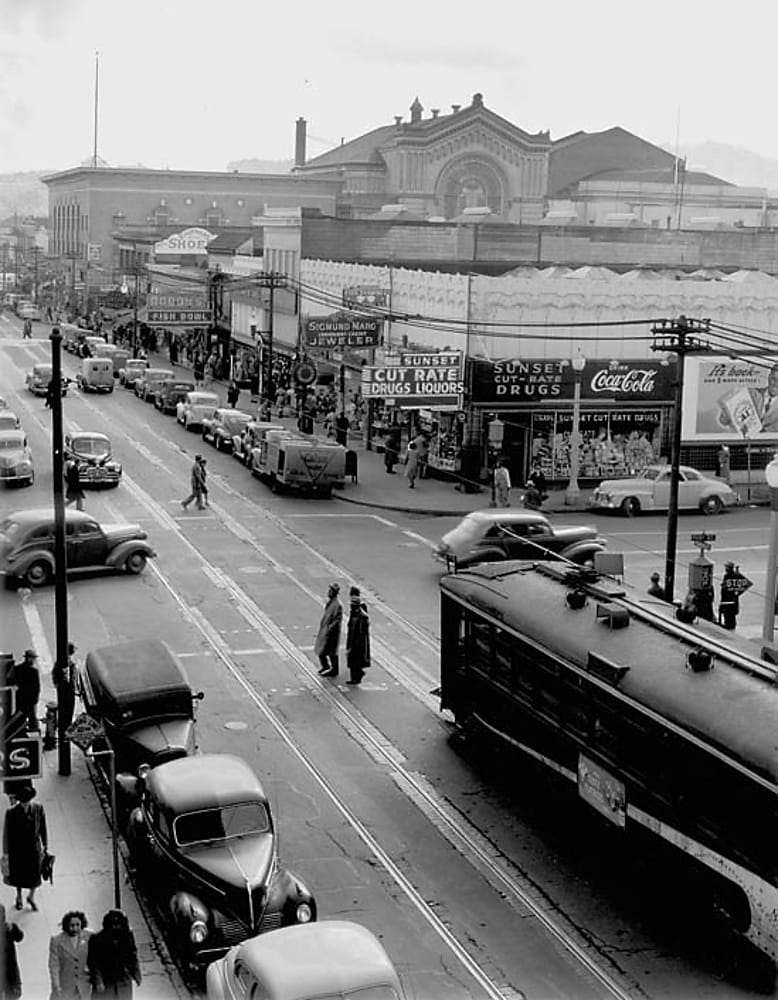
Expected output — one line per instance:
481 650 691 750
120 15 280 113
43 700 58 751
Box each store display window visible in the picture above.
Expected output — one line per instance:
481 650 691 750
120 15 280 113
530 409 665 480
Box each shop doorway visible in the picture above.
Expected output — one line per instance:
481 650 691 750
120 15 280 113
501 417 530 487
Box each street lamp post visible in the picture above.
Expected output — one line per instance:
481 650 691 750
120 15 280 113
564 354 587 505
762 454 778 643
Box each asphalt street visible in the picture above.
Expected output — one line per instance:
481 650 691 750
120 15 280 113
0 314 771 1000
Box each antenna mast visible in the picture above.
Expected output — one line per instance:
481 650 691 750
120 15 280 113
92 51 99 168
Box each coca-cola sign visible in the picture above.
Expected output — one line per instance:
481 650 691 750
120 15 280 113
471 358 675 404
589 365 657 396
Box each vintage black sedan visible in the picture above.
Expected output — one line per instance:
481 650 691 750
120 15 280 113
0 508 155 587
64 431 122 487
434 509 606 570
26 363 69 397
127 754 316 971
154 378 196 415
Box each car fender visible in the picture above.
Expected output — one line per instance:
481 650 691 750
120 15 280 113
270 867 317 923
7 548 55 576
106 541 156 568
561 539 606 563
169 890 210 928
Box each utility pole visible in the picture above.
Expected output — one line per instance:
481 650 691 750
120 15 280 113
32 247 40 304
258 272 284 403
50 327 71 776
650 315 710 603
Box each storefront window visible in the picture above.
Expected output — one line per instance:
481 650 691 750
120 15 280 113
531 410 663 480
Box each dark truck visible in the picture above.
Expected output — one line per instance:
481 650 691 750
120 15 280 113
79 639 203 814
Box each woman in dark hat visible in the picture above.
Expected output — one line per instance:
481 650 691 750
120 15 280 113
345 586 371 686
2 785 48 911
87 909 141 999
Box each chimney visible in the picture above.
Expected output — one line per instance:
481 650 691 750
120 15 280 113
431 108 440 118
451 104 461 113
394 115 403 125
294 117 307 167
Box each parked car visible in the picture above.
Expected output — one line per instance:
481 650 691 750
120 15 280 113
119 358 149 388
202 409 253 452
64 431 122 487
176 391 220 431
93 342 131 375
0 508 155 587
589 464 739 516
135 367 174 402
434 509 606 571
206 922 404 1000
26 363 68 397
0 430 34 487
80 639 203 812
154 378 196 414
232 421 283 465
0 411 21 431
76 357 114 393
126 754 316 971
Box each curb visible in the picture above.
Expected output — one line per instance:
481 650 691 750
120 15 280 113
333 492 479 517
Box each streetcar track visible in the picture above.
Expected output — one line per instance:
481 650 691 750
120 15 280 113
8 345 638 998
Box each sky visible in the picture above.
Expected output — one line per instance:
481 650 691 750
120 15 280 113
3 0 778 175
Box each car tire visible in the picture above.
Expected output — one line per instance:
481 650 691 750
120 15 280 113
24 560 52 587
621 497 641 517
702 495 723 516
125 551 147 574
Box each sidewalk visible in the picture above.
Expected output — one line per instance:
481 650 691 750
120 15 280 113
7 746 183 1000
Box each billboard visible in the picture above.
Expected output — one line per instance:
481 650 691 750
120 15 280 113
304 312 382 349
361 351 464 409
681 356 778 441
147 291 212 327
154 227 215 255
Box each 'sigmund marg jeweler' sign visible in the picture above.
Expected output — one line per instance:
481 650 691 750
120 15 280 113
361 351 464 409
471 358 675 403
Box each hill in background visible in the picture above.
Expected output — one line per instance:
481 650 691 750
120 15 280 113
0 172 49 219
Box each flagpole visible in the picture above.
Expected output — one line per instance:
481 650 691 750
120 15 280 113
92 51 99 169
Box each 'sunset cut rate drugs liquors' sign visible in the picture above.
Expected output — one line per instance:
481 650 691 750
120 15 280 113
361 352 464 408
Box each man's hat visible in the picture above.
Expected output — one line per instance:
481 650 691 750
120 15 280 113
650 572 661 582
195 454 202 461
24 648 38 659
329 583 340 593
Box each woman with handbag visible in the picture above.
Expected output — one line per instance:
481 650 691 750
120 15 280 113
2 784 48 911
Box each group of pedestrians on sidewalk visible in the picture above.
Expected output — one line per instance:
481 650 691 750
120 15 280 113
647 561 744 630
2 900 142 999
314 582 371 685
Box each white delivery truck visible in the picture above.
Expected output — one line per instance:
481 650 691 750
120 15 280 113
253 429 346 496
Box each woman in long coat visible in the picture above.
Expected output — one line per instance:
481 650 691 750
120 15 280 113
2 785 48 911
345 587 371 686
87 910 141 1000
315 583 343 677
405 441 419 488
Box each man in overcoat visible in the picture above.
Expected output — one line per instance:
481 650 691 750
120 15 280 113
315 583 343 677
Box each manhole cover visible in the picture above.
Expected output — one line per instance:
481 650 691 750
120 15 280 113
224 721 248 731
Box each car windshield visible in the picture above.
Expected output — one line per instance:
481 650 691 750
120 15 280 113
174 801 270 846
0 415 17 430
33 366 52 376
128 361 146 370
320 988 401 1000
643 467 662 481
72 437 109 456
189 394 217 406
0 436 23 450
221 413 251 433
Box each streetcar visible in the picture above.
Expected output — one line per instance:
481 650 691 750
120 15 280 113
439 560 778 968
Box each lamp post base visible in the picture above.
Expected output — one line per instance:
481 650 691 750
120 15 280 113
565 482 582 506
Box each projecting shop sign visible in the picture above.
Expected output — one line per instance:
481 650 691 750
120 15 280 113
361 351 464 409
305 313 382 349
147 292 212 327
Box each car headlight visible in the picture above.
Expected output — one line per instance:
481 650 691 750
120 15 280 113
190 920 208 944
295 902 313 923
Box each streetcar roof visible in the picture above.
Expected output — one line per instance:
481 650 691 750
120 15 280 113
441 562 778 786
